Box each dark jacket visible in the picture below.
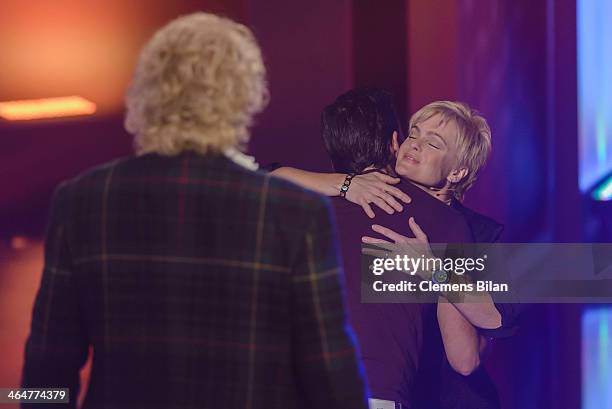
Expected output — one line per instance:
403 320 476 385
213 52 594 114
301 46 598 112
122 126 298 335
415 200 517 409
332 179 473 408
452 200 519 339
451 201 504 244
22 152 368 409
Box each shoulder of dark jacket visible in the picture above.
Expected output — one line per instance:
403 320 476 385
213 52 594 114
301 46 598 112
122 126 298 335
451 200 504 243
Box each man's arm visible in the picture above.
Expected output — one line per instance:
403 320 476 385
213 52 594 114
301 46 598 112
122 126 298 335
21 183 88 409
291 197 368 409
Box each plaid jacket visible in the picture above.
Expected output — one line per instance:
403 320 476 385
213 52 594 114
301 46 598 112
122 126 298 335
22 152 368 409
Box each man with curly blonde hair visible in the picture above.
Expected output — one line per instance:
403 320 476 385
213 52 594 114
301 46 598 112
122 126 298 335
125 12 269 157
22 12 368 409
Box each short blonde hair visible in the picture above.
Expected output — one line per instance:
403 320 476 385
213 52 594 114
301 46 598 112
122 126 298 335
408 101 491 201
125 12 269 156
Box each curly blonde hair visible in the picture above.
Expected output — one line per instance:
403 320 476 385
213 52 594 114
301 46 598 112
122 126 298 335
408 101 492 201
125 12 269 156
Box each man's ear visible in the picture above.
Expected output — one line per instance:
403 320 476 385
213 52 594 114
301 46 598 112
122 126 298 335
391 131 400 156
447 167 469 184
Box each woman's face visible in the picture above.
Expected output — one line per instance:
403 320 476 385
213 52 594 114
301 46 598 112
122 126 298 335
394 114 463 187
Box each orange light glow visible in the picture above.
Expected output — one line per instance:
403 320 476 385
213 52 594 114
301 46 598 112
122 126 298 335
0 96 96 121
10 236 29 250
0 1 203 115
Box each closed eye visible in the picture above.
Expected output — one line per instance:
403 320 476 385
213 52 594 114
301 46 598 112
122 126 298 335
428 143 440 149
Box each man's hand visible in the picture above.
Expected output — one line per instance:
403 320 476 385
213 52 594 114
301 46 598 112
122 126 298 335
345 172 411 218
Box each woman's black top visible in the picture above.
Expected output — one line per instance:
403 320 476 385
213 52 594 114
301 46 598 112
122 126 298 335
412 201 519 409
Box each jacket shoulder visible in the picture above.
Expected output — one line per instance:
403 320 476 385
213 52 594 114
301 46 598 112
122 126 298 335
452 202 504 243
60 156 132 188
264 171 333 219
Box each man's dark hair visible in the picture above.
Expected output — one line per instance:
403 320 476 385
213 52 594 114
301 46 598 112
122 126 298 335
321 87 404 174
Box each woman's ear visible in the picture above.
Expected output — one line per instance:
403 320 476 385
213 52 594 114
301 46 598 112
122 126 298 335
391 131 400 156
447 167 469 184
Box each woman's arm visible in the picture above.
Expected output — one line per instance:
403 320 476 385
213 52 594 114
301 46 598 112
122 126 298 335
361 218 490 376
271 167 345 196
443 292 502 329
437 299 488 376
362 218 502 329
271 167 411 218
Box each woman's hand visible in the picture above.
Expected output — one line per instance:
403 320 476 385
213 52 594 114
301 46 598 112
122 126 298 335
361 217 435 280
345 172 412 218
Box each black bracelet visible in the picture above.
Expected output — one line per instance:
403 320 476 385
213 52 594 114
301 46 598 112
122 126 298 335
339 173 356 198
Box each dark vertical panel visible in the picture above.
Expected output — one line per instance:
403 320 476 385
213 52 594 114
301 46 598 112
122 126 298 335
352 0 409 128
407 0 457 114
456 1 549 406
550 0 581 242
548 3 582 409
247 0 353 171
456 0 548 243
